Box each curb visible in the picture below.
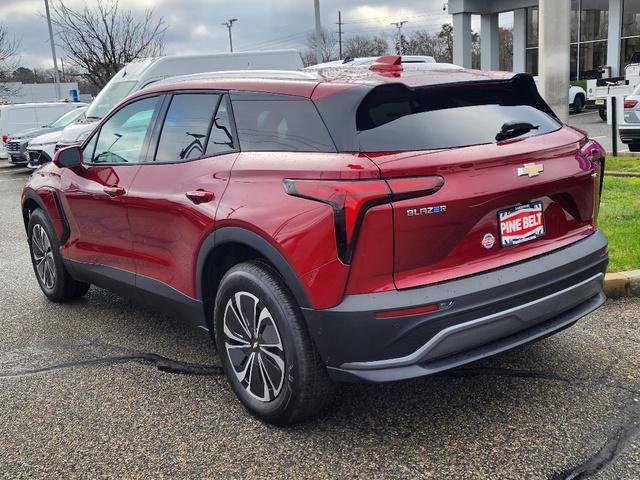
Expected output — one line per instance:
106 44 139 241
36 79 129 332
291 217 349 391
604 270 640 298
606 171 640 178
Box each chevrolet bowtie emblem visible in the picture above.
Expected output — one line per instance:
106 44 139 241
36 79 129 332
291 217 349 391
517 163 544 177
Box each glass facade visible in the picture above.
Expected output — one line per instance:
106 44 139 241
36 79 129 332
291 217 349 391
526 0 609 79
622 0 640 70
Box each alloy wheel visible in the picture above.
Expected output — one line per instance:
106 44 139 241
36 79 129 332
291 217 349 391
223 291 285 402
32 224 56 289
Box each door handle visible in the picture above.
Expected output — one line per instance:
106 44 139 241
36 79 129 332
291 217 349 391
103 186 126 197
185 190 215 204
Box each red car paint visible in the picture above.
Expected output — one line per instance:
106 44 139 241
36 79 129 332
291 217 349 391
22 67 604 313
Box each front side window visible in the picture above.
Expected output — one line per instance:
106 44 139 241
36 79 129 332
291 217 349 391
232 96 336 152
155 93 220 162
206 97 235 155
91 96 158 164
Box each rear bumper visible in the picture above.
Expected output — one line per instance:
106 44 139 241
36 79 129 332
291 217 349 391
302 230 608 383
619 128 640 144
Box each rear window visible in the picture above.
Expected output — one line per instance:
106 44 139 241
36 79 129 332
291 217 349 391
232 95 336 152
356 82 561 152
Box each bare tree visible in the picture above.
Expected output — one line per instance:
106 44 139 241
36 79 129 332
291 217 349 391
304 28 338 65
50 0 166 89
499 27 513 71
343 35 388 58
0 23 20 95
438 24 454 63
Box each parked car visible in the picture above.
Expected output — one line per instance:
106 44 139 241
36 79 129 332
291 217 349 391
619 83 640 151
21 57 608 425
7 106 87 166
0 102 85 160
54 50 304 152
532 77 587 113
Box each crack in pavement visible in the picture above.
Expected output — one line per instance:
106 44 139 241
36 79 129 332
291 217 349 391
0 339 223 378
443 365 640 479
550 415 640 480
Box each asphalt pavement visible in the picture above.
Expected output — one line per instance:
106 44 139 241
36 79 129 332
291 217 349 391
567 109 628 154
0 163 639 479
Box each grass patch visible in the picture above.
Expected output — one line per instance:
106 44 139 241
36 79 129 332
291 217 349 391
598 176 640 272
605 156 640 173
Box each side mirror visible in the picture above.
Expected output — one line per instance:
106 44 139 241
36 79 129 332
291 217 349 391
53 146 83 168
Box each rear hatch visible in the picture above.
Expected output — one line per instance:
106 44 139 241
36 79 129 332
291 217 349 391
356 78 602 290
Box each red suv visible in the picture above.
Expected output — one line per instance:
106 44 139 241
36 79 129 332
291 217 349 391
22 58 608 424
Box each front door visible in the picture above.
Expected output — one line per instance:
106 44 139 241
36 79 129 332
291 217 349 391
127 92 238 299
58 95 162 273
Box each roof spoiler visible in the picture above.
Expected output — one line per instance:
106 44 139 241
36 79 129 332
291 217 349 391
369 56 403 73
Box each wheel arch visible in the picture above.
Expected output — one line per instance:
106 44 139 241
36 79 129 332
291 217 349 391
196 227 312 322
21 189 70 244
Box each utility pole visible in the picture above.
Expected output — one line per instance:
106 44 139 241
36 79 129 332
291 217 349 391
336 11 344 59
314 0 322 64
222 18 238 53
391 20 408 55
44 0 61 100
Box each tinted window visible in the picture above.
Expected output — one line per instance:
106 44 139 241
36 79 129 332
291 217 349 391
91 96 158 164
206 97 235 155
155 93 219 162
232 97 335 152
356 83 561 152
85 80 137 120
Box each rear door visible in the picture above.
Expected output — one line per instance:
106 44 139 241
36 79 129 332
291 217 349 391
58 95 162 274
127 92 239 298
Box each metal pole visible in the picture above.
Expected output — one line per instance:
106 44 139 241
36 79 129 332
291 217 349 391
337 11 342 59
391 21 408 55
611 96 618 156
44 0 61 100
222 19 237 53
314 0 322 64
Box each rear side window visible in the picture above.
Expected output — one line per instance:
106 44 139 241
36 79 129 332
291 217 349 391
155 93 220 162
232 95 336 152
356 82 561 152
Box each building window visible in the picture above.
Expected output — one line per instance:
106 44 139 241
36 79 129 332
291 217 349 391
621 0 640 70
525 6 538 75
527 0 608 79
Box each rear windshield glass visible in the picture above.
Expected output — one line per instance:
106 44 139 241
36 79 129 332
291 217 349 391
232 96 336 152
356 82 561 152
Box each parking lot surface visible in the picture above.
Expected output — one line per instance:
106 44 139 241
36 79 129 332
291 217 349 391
1 163 639 479
567 110 628 154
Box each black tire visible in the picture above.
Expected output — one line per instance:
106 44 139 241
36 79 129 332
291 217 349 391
214 260 334 425
599 107 607 121
628 142 640 152
572 95 585 113
28 208 90 302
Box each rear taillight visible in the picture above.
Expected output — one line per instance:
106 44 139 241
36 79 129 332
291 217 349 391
1 135 7 144
284 176 443 262
624 99 638 109
579 140 605 224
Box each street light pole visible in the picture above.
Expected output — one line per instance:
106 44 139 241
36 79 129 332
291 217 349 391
391 21 408 55
44 0 61 100
222 18 238 53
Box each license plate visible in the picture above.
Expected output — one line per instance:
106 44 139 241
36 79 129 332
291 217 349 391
498 202 545 247
595 99 605 105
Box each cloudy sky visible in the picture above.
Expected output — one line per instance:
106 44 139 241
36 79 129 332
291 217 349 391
1 0 512 70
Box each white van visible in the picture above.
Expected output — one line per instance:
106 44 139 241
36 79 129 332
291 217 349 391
0 102 84 159
56 50 304 149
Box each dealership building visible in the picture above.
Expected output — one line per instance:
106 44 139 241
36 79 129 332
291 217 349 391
449 0 640 78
